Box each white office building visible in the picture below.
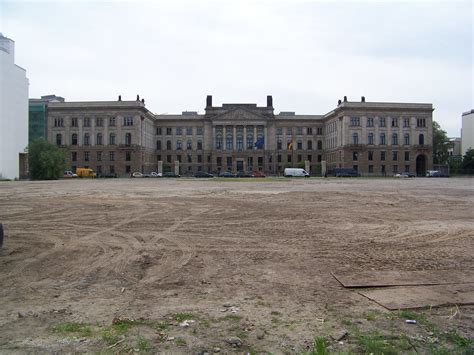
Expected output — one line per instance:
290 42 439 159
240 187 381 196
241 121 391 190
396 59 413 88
461 110 474 156
0 33 29 179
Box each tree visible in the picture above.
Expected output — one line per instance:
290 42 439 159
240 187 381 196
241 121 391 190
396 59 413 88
461 149 474 172
28 139 66 180
432 121 452 164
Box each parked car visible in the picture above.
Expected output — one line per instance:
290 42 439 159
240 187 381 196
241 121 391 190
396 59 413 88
426 170 441 177
131 172 143 178
334 168 359 177
63 170 78 178
194 171 214 178
394 172 415 178
236 171 252 178
284 168 310 177
163 172 181 178
251 171 266 178
150 172 163 177
218 171 235 178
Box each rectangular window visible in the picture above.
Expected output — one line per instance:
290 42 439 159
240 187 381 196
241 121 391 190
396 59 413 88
350 117 360 126
317 154 322 162
393 165 398 173
367 117 374 127
177 155 182 162
217 157 222 166
71 152 77 162
157 155 161 161
381 165 386 174
156 127 162 135
126 151 131 161
277 127 283 135
317 127 323 135
258 156 263 166
207 155 211 163
381 151 386 161
176 127 183 135
97 151 102 161
71 118 78 127
379 117 386 127
186 127 193 135
126 165 131 173
405 152 410 161
391 118 398 127
297 154 302 163
287 154 292 163
226 157 232 167
297 127 303 135
110 165 115 174
297 141 302 150
83 118 91 127
124 117 133 126
368 165 374 173
405 165 410 172
197 155 202 163
109 117 116 126
307 127 312 135
166 127 172 135
417 118 426 127
403 118 410 127
96 117 103 127
84 151 90 161
368 151 373 161
109 151 115 161
392 151 398 161
96 165 102 174
167 155 172 163
353 151 358 161
286 127 292 135
197 127 203 135
277 155 282 163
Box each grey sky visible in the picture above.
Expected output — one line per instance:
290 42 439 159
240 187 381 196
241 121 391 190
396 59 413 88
1 0 472 136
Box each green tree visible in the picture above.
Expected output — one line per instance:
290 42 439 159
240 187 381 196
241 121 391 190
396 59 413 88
461 149 474 172
432 121 452 164
28 138 66 180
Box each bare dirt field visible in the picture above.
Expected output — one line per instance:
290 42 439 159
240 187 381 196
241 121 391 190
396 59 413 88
0 177 473 354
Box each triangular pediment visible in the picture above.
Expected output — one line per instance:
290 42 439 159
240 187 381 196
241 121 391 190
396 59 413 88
210 108 269 122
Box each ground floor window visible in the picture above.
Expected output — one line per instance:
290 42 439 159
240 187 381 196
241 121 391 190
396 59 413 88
368 165 374 173
110 165 115 174
126 165 131 173
393 165 398 173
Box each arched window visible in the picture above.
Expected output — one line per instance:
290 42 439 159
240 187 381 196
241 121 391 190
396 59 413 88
71 133 78 145
419 134 424 145
125 133 132 145
176 140 182 150
157 140 162 150
352 133 358 145
392 133 398 145
368 133 374 145
404 133 410 145
187 139 192 150
197 140 203 150
307 140 313 150
96 133 103 145
109 133 116 145
380 133 386 145
277 138 282 150
317 140 322 150
166 140 172 150
84 133 90 145
247 132 254 149
226 133 233 150
216 134 223 149
56 134 62 146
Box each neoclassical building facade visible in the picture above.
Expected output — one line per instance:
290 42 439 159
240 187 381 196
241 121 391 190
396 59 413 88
46 95 434 176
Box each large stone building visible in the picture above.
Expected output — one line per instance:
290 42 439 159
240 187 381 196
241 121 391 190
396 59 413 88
0 34 29 179
46 95 434 176
461 109 474 156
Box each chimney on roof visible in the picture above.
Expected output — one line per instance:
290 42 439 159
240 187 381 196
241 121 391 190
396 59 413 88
338 99 342 105
141 98 145 104
344 96 347 102
267 95 273 108
118 95 122 101
136 94 140 101
361 96 365 102
206 95 212 107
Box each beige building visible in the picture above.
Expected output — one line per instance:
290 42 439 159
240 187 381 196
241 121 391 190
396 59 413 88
46 95 434 176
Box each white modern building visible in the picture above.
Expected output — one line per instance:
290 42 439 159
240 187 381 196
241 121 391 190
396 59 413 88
0 33 29 179
461 110 474 156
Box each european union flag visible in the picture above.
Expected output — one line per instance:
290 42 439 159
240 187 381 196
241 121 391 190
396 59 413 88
254 137 265 149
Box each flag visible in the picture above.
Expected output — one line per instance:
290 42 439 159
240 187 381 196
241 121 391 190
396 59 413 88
254 136 265 149
287 140 293 150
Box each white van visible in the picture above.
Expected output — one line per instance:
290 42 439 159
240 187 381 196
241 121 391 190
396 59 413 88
284 168 310 177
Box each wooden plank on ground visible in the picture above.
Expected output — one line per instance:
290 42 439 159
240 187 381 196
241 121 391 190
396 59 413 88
359 283 474 310
332 270 474 288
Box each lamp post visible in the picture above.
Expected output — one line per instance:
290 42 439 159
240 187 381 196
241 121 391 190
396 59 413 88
140 116 144 173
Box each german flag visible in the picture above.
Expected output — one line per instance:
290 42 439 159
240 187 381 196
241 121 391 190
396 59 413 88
287 140 293 150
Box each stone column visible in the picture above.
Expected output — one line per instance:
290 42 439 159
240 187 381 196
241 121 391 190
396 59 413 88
158 160 163 174
174 161 180 175
305 160 310 174
264 126 268 150
233 126 237 151
253 126 257 148
243 126 247 148
212 126 216 150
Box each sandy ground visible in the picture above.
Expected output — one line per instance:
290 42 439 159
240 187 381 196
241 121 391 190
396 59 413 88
0 177 473 354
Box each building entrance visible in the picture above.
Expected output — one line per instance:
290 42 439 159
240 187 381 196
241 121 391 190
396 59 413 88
236 160 244 172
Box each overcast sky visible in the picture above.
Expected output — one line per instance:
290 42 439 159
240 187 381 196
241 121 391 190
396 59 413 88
1 0 472 136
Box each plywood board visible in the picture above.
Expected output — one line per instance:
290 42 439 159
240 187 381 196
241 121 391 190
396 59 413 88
359 283 474 310
332 270 474 288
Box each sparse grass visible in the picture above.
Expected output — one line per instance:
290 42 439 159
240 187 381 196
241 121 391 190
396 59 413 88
365 310 382 321
175 337 187 346
220 314 242 322
52 322 92 337
137 336 151 352
356 331 398 355
101 330 120 345
237 330 248 339
174 312 195 323
444 330 473 353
